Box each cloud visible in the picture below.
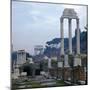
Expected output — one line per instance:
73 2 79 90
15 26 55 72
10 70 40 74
12 2 87 54
30 10 41 16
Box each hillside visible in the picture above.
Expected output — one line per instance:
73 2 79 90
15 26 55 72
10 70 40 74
44 31 87 57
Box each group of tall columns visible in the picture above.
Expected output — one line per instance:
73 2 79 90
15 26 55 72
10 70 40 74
60 17 80 55
47 17 81 69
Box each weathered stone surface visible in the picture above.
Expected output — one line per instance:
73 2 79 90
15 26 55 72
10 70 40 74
61 8 78 19
74 55 81 66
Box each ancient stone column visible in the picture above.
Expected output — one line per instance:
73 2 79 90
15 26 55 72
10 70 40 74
68 19 72 54
76 19 80 54
64 54 70 67
48 58 52 68
60 18 64 55
58 61 63 68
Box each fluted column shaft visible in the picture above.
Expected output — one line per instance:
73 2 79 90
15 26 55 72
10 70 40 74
48 58 51 68
60 18 64 55
76 19 80 54
68 19 72 54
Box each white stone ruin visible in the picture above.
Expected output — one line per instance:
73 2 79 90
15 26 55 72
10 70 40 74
21 72 27 76
34 45 44 55
44 56 52 69
17 50 26 65
74 55 81 66
13 50 27 79
27 57 34 64
48 58 52 68
58 62 63 68
60 8 81 66
64 54 70 67
12 67 20 79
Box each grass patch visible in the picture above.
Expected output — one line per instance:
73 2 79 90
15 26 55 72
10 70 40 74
56 80 65 86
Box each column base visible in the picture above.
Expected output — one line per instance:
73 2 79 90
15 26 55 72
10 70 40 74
58 61 63 68
74 55 81 66
64 54 70 68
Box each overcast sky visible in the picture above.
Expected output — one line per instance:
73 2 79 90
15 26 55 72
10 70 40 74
12 1 87 55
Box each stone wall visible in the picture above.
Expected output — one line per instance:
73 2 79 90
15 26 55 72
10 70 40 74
49 66 86 82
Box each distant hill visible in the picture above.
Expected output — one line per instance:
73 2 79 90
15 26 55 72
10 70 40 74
44 31 87 57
